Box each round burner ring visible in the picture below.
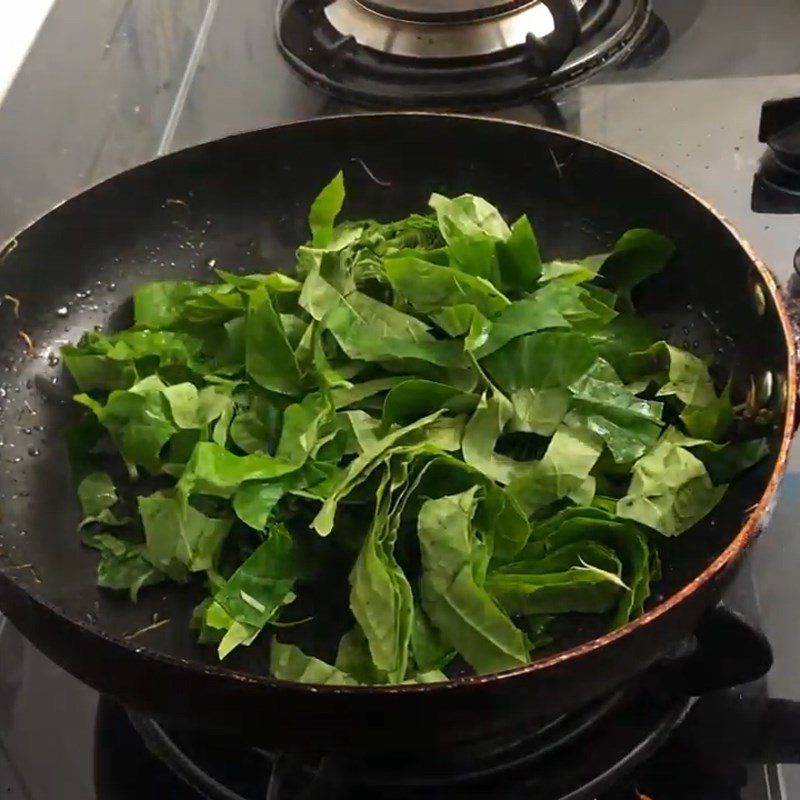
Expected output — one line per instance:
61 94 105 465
325 0 588 60
279 0 652 107
358 0 535 23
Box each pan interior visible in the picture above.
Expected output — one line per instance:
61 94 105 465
0 115 787 679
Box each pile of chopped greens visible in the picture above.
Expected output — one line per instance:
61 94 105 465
64 173 770 685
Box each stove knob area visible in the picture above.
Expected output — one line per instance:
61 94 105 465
752 96 800 213
759 96 800 172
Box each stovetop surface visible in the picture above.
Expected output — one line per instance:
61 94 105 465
1 1 800 798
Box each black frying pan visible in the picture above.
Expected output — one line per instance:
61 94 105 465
0 114 794 756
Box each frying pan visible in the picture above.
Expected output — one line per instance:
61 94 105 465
0 113 794 757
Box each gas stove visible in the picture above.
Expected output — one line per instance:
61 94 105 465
0 612 785 800
2 1 800 798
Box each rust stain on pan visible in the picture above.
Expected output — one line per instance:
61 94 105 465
0 113 796 695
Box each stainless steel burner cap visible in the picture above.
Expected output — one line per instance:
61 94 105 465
325 0 563 59
358 0 532 22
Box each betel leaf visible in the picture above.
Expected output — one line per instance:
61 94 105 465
335 625 389 685
494 540 621 577
162 383 232 431
178 442 298 499
541 228 672 302
229 393 284 454
509 388 570 437
533 280 617 330
540 254 607 285
467 279 611 362
349 465 414 683
680 382 735 442
75 375 176 476
83 533 168 601
487 562 624 617
496 214 542 292
133 281 207 329
138 489 233 572
660 428 770 486
462 391 530 485
77 471 118 519
382 379 478 427
271 640 358 685
700 438 770 485
312 411 443 536
418 487 529 674
514 507 653 627
429 193 510 285
508 425 603 517
630 342 734 441
233 481 285 530
588 314 656 379
565 360 664 463
600 229 675 295
483 331 597 396
469 294 571 359
424 414 467 452
384 256 510 320
331 376 409 410
79 329 205 368
631 342 716 407
216 269 302 300
617 438 727 536
410 603 454 674
429 192 511 243
178 285 244 327
63 171 766 686
410 454 531 560
309 171 345 248
62 348 137 392
343 410 383 453
245 285 302 396
656 345 717 409
204 525 297 658
406 670 449 684
301 264 465 369
275 391 337 465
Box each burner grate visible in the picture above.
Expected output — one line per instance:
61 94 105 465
276 0 653 108
127 681 692 800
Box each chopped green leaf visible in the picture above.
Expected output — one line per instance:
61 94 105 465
246 284 302 396
419 487 529 674
205 525 296 658
139 489 233 572
617 438 726 536
84 533 168 601
271 640 358 685
62 173 766 686
309 171 345 248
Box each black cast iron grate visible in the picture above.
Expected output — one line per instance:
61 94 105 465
127 683 693 800
275 0 653 108
113 606 775 799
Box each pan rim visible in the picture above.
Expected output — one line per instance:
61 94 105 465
0 111 795 696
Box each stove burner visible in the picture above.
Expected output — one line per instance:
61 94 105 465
276 0 653 108
127 682 692 800
358 0 535 23
99 607 773 799
324 0 575 60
